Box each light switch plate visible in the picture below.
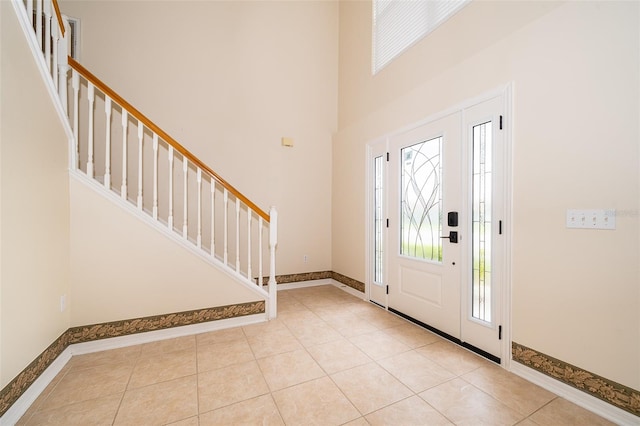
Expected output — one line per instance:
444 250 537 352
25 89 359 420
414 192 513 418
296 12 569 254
566 209 615 230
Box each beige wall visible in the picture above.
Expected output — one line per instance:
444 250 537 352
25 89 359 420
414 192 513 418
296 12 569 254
69 177 264 326
0 2 71 387
334 0 639 390
3 0 638 407
60 0 338 276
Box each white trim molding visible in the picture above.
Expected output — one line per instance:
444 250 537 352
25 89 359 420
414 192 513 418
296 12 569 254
0 314 265 425
510 361 639 426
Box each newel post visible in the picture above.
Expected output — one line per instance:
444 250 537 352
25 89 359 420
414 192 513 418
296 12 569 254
268 207 278 319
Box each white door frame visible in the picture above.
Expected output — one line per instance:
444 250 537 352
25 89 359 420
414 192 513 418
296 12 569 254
365 84 513 367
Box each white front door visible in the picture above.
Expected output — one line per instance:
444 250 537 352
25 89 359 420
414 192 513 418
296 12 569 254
368 92 508 362
387 111 462 339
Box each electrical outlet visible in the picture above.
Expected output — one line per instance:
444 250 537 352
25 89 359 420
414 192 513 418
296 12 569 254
60 295 66 312
303 255 308 263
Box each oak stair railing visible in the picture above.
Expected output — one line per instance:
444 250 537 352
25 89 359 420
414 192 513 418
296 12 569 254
14 0 278 318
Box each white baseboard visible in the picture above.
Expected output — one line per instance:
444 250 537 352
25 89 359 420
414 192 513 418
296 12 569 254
0 314 266 426
6 284 633 426
276 278 334 290
330 280 367 299
3 280 364 425
276 278 366 301
0 348 72 426
509 361 638 426
69 313 265 356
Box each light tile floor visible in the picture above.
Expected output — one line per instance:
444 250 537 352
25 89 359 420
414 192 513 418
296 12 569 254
17 285 615 425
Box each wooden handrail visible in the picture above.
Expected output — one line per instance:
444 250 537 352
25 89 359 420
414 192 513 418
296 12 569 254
51 0 65 37
67 57 270 222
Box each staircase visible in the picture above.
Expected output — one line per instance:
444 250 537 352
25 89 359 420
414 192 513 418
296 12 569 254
12 0 278 318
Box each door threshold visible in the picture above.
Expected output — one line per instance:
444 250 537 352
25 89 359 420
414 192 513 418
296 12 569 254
369 299 385 309
388 307 501 365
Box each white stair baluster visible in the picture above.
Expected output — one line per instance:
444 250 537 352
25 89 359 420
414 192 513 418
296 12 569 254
137 121 143 209
235 199 240 272
196 168 202 248
86 83 94 178
52 22 58 91
51 54 280 313
57 61 69 114
36 0 42 50
44 0 51 72
56 18 69 113
152 134 158 220
167 145 173 230
182 158 188 239
258 217 263 287
168 146 174 230
210 179 215 258
27 0 33 26
104 96 112 189
71 70 79 170
268 207 278 319
247 210 252 281
223 189 228 266
121 110 128 200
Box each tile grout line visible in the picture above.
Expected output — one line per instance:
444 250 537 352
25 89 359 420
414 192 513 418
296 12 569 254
279 292 359 421
299 292 409 422
524 396 560 423
111 345 143 425
25 355 125 425
196 326 283 422
306 290 480 424
17 286 613 425
260 292 562 424
290 295 365 424
194 332 201 422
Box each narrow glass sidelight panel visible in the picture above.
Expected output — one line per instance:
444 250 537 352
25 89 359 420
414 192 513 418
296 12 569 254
400 137 442 262
374 155 385 284
472 122 492 322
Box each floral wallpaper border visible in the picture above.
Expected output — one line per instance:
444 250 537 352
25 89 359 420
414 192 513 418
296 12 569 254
273 271 332 284
512 341 639 416
1 271 365 417
330 271 365 293
0 301 264 418
257 271 365 293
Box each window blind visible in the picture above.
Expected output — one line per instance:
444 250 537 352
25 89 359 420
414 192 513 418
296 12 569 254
372 0 470 74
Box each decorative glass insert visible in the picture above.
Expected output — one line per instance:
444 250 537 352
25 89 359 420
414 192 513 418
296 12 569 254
374 155 384 284
472 122 492 322
400 137 442 262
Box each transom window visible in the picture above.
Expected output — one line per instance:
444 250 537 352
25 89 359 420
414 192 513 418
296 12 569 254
372 0 470 74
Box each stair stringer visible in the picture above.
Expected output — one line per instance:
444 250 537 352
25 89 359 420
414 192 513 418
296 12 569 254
69 169 269 327
9 0 271 326
9 0 75 168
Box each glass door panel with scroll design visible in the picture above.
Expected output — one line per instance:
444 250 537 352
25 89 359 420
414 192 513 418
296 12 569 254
387 112 462 338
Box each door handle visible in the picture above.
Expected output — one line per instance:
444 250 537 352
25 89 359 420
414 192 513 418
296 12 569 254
440 231 458 243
